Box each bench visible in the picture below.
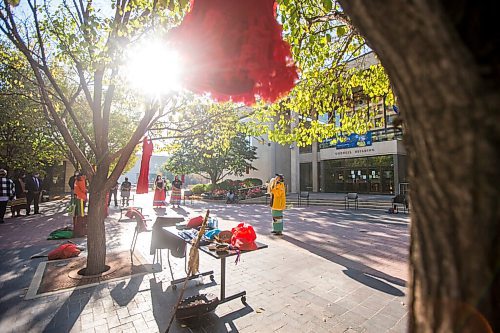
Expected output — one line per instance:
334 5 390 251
298 191 310 206
392 194 409 213
344 192 359 210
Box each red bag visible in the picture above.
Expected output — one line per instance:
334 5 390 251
48 243 81 260
187 215 204 228
231 223 257 250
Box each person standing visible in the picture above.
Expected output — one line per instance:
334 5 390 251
25 172 43 215
74 173 87 217
153 175 166 207
120 177 132 206
269 174 286 235
0 169 15 224
170 176 183 208
108 181 119 207
68 171 79 202
10 173 27 217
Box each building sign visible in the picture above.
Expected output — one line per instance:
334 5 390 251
318 140 402 161
336 132 372 149
331 147 376 158
319 132 373 150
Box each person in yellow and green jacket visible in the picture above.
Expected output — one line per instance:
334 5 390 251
269 174 286 235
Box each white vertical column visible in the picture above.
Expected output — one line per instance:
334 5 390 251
312 142 319 192
290 143 300 193
290 110 300 193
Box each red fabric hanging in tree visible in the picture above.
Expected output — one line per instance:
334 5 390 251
169 0 298 105
136 138 154 194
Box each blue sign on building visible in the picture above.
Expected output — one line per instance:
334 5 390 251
336 132 373 149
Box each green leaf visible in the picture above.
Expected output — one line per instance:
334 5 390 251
337 26 347 37
322 0 332 12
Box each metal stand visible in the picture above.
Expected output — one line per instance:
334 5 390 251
165 246 214 290
218 257 246 305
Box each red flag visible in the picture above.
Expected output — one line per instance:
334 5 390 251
136 138 154 194
169 0 298 105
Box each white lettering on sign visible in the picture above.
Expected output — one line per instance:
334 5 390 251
332 148 375 157
317 140 404 161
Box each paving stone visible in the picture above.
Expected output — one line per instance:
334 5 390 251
106 314 122 329
81 318 107 330
109 322 134 333
146 319 158 329
94 323 109 332
116 308 130 319
119 313 143 325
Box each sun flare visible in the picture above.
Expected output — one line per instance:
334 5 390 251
124 39 183 96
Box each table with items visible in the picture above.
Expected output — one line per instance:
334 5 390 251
161 224 267 305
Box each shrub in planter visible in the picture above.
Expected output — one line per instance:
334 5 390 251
191 184 207 195
247 187 263 198
244 178 263 187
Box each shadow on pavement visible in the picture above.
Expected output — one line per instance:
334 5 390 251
282 234 406 288
342 268 404 296
40 286 96 333
171 206 189 217
111 274 145 306
149 276 251 332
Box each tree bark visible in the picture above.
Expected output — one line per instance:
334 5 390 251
337 1 500 332
85 166 109 275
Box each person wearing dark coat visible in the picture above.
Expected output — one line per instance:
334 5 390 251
10 173 27 217
68 171 79 201
25 173 43 215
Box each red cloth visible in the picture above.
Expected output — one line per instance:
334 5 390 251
125 208 148 232
187 215 203 228
169 0 298 105
136 138 153 194
153 188 167 206
48 243 81 260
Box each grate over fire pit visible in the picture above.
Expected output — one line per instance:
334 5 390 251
176 293 219 320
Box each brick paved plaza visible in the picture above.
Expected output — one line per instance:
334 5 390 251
0 194 409 332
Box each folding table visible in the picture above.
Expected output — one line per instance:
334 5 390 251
162 226 268 305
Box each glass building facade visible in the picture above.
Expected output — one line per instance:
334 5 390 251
300 154 407 194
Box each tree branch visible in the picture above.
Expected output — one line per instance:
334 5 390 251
105 104 158 189
307 10 356 33
1 3 94 176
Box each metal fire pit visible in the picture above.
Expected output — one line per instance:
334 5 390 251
176 293 219 320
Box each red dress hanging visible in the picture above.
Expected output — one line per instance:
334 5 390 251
169 0 298 105
136 138 154 194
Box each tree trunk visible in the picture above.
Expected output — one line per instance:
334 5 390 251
85 168 109 275
210 173 218 186
337 1 500 332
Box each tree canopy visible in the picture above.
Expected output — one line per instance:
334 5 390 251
247 0 395 146
0 42 66 173
163 104 257 185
